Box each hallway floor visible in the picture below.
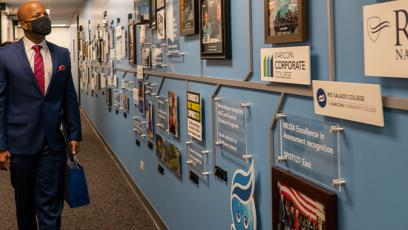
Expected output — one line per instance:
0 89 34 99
0 112 158 230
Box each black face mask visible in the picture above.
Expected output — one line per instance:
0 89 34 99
28 15 52 36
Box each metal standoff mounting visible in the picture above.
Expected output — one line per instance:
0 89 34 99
156 124 164 128
156 95 161 99
141 121 147 124
213 97 221 101
331 178 347 186
277 155 288 162
151 93 157 96
276 113 287 119
186 160 193 164
201 150 210 154
330 125 344 133
242 154 253 159
202 172 211 176
186 141 192 145
141 134 146 137
215 141 222 145
240 102 250 108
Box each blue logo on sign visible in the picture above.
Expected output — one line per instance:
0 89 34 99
316 88 327 108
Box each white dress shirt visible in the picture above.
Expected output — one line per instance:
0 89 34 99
23 37 53 93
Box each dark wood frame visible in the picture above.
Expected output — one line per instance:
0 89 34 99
200 0 231 59
149 0 157 29
264 0 308 44
180 0 199 36
128 21 137 64
272 167 337 230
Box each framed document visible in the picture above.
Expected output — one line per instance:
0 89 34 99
168 91 179 137
128 21 137 64
200 0 231 59
264 0 308 44
157 8 166 40
272 167 337 230
142 47 151 68
180 0 199 36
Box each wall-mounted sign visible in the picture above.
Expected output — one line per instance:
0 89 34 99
261 46 311 85
157 96 169 133
215 99 248 160
187 91 202 141
277 113 344 191
364 1 408 78
231 161 256 230
137 65 144 79
187 142 209 178
313 80 384 127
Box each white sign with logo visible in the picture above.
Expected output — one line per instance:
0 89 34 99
364 1 408 78
313 81 384 127
261 46 311 85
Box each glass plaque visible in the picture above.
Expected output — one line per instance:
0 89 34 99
277 113 344 191
133 116 147 139
156 96 169 134
187 142 209 178
215 99 249 160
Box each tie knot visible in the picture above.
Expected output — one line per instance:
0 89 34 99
32 45 42 53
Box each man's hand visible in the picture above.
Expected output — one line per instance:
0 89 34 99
0 150 11 171
69 141 80 155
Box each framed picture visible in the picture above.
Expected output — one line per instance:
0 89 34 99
142 47 151 68
128 22 137 64
264 0 308 44
200 0 231 59
135 0 150 24
139 24 148 44
146 101 155 138
157 8 166 40
272 167 337 230
157 0 165 9
150 0 157 29
168 91 179 137
180 0 199 36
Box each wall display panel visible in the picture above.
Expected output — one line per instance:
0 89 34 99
137 65 144 79
264 0 308 44
276 113 344 191
128 22 137 64
138 80 145 116
186 141 209 178
166 0 181 55
156 96 169 133
215 98 249 160
134 116 147 139
142 47 152 68
230 161 256 230
187 91 203 141
157 8 166 40
272 167 337 230
135 0 150 24
168 91 179 137
106 88 112 107
146 100 155 139
139 24 148 44
114 91 120 113
200 0 231 59
133 87 139 105
180 0 199 36
151 43 165 67
156 134 182 177
122 93 130 115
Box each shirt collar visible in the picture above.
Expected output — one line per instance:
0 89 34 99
23 37 48 53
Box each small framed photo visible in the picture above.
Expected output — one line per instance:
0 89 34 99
264 0 308 44
180 0 199 36
272 167 337 230
157 8 166 40
128 22 137 64
200 0 231 59
142 47 151 68
135 0 150 24
168 91 179 137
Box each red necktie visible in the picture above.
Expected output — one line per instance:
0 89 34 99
32 45 45 95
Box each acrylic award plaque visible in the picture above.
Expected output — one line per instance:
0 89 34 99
276 113 345 191
156 96 169 134
215 98 250 161
186 141 210 178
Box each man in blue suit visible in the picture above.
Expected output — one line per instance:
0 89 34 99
0 1 82 229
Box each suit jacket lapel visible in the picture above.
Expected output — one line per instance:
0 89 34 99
14 39 43 96
45 41 58 98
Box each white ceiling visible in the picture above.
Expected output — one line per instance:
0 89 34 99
2 0 84 24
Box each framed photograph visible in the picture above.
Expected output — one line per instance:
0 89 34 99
149 0 157 29
200 0 231 59
142 47 151 68
180 0 199 36
128 22 137 64
168 91 179 137
146 101 155 139
264 0 308 44
272 167 337 230
139 24 148 44
138 80 145 115
157 8 166 40
135 0 150 24
157 0 165 9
